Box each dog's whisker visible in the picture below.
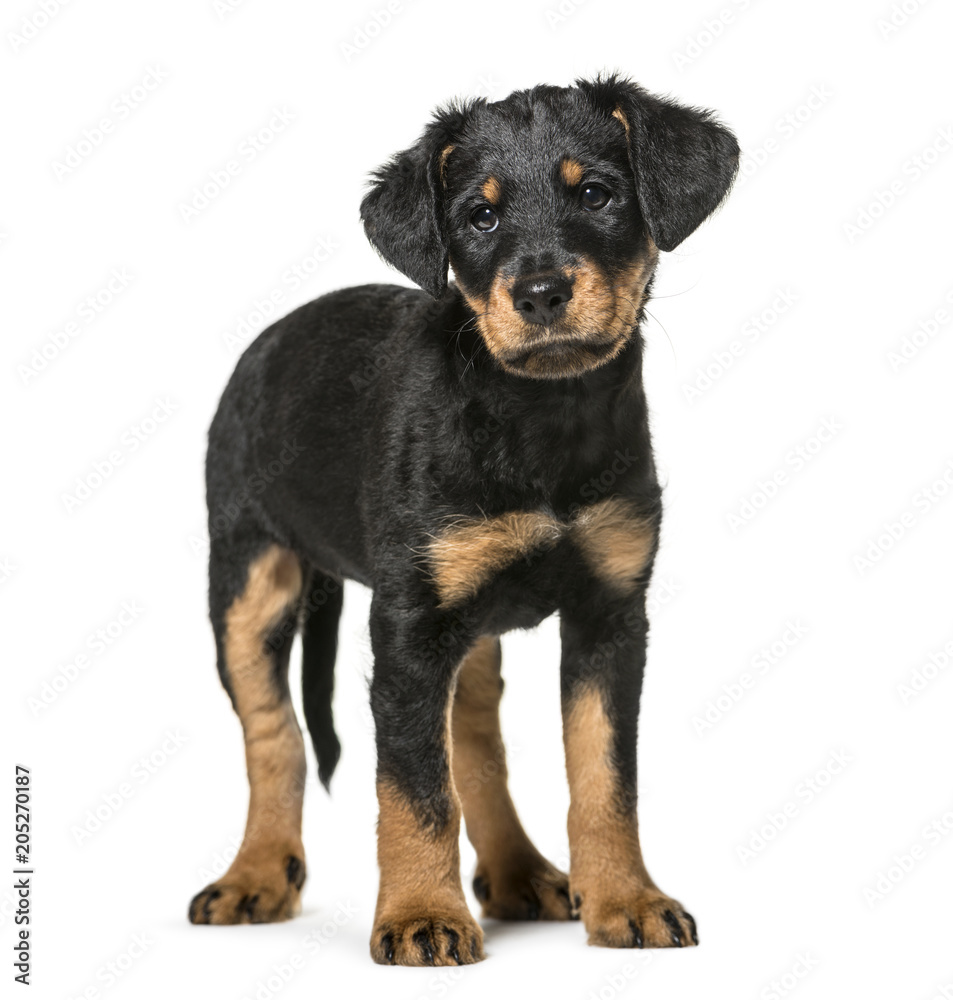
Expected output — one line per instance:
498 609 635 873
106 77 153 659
642 307 678 363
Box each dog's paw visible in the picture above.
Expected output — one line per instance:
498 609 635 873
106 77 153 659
188 852 306 925
371 903 485 966
472 852 572 921
578 888 697 949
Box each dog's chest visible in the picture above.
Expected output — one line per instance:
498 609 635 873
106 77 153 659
425 496 657 612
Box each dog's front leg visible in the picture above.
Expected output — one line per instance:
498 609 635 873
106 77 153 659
368 592 485 966
560 594 698 949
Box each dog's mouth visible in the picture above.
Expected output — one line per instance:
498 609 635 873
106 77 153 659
497 331 626 379
457 254 656 380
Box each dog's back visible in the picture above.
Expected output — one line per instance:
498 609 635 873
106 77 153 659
208 283 429 579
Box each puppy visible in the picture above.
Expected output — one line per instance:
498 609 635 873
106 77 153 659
188 74 739 967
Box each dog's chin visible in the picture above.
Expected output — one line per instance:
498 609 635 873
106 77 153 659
497 335 626 380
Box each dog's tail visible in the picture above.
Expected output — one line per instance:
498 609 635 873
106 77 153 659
300 574 344 791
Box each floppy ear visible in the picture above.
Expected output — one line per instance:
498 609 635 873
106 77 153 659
360 109 469 299
577 75 740 252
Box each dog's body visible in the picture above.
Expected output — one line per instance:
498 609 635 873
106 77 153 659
189 76 738 966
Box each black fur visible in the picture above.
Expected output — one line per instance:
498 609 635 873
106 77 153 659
204 75 737 835
299 570 344 789
576 77 740 251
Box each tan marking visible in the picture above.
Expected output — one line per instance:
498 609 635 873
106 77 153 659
452 637 570 919
428 499 656 606
438 143 455 183
190 545 307 924
563 686 696 947
375 781 462 920
575 497 657 591
456 273 519 364
426 510 562 607
612 105 631 140
564 686 650 891
373 781 485 964
481 175 502 204
560 157 585 186
457 249 658 380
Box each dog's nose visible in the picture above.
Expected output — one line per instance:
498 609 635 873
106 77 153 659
511 273 573 326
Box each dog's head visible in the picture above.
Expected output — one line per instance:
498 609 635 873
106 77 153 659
361 75 739 379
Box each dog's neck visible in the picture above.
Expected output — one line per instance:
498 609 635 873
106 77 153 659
441 318 656 513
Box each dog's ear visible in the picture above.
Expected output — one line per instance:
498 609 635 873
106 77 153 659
577 75 739 252
360 105 473 299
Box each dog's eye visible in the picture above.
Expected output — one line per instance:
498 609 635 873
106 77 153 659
580 184 611 211
470 206 499 232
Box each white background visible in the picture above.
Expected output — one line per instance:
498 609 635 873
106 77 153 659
3 0 952 997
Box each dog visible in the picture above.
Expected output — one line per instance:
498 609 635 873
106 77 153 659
188 74 739 966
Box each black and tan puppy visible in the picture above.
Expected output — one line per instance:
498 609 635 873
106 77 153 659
188 74 738 966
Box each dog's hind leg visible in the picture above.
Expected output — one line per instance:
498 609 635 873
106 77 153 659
189 538 308 925
451 637 572 920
